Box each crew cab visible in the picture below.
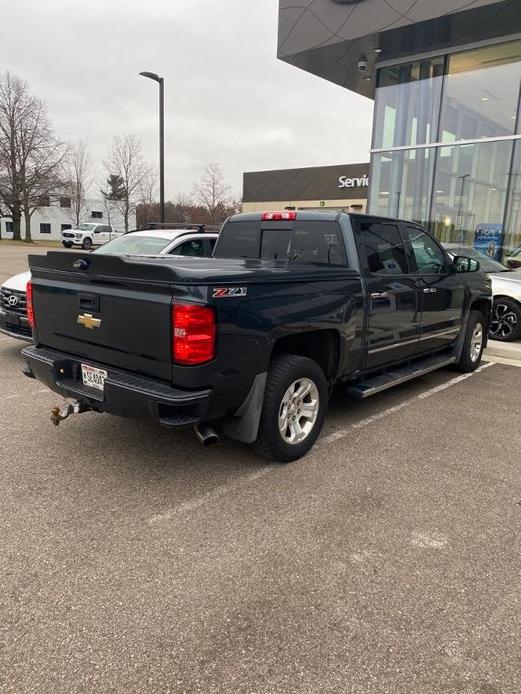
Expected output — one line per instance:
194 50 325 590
62 223 120 249
23 211 492 462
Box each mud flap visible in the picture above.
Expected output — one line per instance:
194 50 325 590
223 372 267 444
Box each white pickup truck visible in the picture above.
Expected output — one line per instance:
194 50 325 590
61 223 121 249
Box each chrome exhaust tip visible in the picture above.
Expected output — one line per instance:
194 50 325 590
194 422 219 447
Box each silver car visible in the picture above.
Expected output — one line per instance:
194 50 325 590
444 244 521 342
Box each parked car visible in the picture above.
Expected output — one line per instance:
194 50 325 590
23 211 491 462
443 244 521 342
92 226 219 257
1 227 220 343
0 271 32 342
505 246 521 270
62 223 121 249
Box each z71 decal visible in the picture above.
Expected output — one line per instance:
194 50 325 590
212 287 247 298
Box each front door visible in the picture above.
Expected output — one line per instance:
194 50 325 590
356 219 421 369
402 225 464 353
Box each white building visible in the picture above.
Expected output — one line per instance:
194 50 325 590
0 198 135 242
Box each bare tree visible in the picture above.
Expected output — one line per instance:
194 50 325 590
104 134 147 232
0 71 67 242
192 162 231 224
136 164 158 228
63 140 92 227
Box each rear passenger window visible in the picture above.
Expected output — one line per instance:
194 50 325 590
358 222 408 275
290 222 347 266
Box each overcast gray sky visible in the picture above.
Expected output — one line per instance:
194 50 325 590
3 0 373 200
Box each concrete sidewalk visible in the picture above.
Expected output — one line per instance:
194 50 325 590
485 338 521 364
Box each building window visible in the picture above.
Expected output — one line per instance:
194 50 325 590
5 221 14 234
370 38 521 262
369 147 436 225
38 195 50 207
91 210 103 219
374 56 445 149
40 223 51 234
440 41 521 143
61 224 72 231
59 197 71 208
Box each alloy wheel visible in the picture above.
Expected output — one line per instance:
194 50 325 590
490 302 518 340
470 322 483 362
278 378 319 445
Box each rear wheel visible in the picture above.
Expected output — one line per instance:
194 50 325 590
489 298 521 342
62 242 72 248
253 355 328 463
455 310 485 373
82 238 92 250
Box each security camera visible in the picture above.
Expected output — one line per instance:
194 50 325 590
357 56 369 72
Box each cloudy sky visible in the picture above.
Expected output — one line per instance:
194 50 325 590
3 0 373 200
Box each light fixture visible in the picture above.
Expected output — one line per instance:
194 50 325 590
363 76 372 81
436 190 444 194
374 48 382 54
481 97 489 102
444 216 452 227
381 191 390 195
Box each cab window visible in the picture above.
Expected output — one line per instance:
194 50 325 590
358 221 408 275
404 226 446 274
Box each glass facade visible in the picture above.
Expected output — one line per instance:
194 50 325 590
370 40 521 260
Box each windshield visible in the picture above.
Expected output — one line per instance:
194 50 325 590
446 246 508 273
92 234 172 255
76 223 97 231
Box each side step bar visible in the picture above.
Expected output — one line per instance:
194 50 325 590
347 355 457 400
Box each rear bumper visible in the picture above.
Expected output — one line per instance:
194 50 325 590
22 345 212 427
0 308 33 342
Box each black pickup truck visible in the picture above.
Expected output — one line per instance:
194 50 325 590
23 211 491 462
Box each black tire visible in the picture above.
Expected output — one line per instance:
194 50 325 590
455 310 486 373
62 242 72 248
82 238 92 250
253 354 328 463
489 298 521 342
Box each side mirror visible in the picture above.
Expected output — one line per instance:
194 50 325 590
453 255 480 273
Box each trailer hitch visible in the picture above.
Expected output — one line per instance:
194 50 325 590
50 400 90 426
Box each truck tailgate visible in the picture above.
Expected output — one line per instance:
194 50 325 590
29 252 175 381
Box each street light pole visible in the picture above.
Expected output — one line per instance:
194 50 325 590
139 71 165 223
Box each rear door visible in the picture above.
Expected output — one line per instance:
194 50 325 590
92 225 110 246
402 225 464 353
355 218 421 369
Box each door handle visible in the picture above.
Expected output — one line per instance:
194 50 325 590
423 287 438 293
371 291 389 299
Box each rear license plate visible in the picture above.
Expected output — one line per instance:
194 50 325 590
81 364 107 391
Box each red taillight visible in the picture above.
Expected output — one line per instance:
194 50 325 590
173 304 215 365
261 211 297 221
26 281 35 329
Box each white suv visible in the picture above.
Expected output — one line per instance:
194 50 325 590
62 223 120 249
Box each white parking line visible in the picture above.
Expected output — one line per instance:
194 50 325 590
320 361 495 446
148 361 496 524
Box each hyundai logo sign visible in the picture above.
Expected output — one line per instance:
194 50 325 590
7 294 19 307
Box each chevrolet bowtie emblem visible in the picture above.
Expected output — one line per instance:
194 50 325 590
77 313 102 329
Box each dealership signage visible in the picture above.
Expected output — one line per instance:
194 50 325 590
338 175 369 189
474 223 504 262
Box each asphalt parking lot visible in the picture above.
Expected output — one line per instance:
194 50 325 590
2 244 521 694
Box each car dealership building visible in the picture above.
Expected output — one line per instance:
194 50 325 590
243 163 369 213
278 0 521 260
